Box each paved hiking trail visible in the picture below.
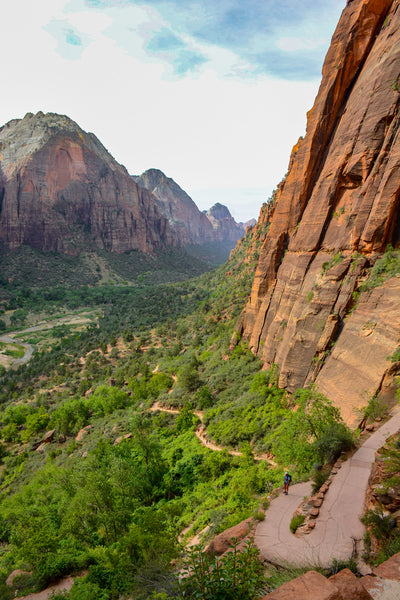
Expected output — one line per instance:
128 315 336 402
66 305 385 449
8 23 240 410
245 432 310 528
13 406 400 600
255 408 400 569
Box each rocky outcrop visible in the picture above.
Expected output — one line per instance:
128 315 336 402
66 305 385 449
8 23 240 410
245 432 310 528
135 169 246 247
263 560 400 600
0 112 176 254
234 0 400 425
204 517 255 557
263 570 343 600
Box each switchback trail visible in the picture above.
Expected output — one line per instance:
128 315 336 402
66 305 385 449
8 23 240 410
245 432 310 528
255 408 400 569
149 401 275 464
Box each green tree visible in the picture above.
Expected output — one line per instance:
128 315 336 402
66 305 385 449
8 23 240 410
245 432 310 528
272 386 346 473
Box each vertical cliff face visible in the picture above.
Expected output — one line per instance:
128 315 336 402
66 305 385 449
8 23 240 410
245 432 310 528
0 113 176 254
134 168 216 245
135 170 246 246
236 0 400 425
205 203 245 243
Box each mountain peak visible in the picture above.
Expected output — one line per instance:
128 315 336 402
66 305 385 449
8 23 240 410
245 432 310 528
0 112 176 254
206 203 232 220
0 111 117 178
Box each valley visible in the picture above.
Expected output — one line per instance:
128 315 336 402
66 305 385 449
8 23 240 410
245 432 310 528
0 0 400 599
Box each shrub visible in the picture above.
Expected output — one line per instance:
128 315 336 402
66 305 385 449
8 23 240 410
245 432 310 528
290 514 305 534
313 423 354 464
311 467 330 494
178 541 265 600
361 508 395 541
326 557 358 576
360 394 388 424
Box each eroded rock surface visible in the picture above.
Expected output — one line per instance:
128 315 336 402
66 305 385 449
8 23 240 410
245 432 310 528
235 0 400 423
0 112 176 254
135 170 246 246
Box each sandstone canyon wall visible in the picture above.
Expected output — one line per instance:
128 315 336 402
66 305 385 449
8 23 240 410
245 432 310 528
234 0 400 425
0 113 176 255
204 203 245 243
135 169 246 247
134 168 216 245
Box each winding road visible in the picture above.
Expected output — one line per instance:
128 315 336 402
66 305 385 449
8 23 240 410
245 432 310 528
0 313 94 369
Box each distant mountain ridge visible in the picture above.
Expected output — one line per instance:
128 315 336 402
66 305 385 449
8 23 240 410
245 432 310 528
135 168 247 247
0 113 252 264
133 168 215 245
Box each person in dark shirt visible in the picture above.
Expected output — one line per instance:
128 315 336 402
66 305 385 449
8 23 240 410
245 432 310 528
284 471 292 495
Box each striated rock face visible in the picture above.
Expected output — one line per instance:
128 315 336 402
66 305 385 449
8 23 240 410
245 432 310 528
205 202 245 243
134 168 215 245
235 0 400 424
135 170 246 247
0 112 176 254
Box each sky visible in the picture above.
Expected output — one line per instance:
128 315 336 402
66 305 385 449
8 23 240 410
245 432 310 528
1 0 345 222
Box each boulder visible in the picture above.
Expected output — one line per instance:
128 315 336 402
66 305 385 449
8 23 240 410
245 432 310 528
263 570 341 599
360 574 400 599
373 552 400 580
204 517 254 556
35 443 47 453
43 429 56 443
329 568 373 600
75 424 94 442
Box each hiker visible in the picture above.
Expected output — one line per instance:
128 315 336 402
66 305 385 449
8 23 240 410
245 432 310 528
283 471 291 495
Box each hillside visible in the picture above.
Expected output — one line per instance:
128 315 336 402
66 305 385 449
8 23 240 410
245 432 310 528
234 0 400 425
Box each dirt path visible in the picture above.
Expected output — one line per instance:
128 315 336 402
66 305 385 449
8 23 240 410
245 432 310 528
14 575 76 600
150 402 275 464
254 408 400 569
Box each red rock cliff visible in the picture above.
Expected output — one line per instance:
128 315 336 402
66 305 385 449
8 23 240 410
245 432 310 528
235 0 400 425
134 168 216 245
0 112 176 255
135 170 246 246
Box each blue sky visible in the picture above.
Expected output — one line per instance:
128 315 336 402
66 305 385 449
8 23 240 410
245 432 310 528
0 0 345 221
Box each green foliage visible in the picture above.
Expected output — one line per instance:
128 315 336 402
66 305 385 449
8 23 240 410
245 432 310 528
20 408 50 442
50 579 110 600
1 422 19 442
322 253 344 274
289 514 305 534
360 245 400 292
311 466 330 494
326 558 358 576
178 541 265 600
362 508 395 541
313 423 354 464
175 403 198 432
359 394 388 424
271 386 347 474
389 346 400 363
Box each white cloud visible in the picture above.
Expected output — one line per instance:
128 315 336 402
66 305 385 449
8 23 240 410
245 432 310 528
275 36 326 53
0 0 328 221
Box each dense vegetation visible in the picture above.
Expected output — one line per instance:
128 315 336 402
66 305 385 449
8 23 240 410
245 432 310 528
0 225 368 599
